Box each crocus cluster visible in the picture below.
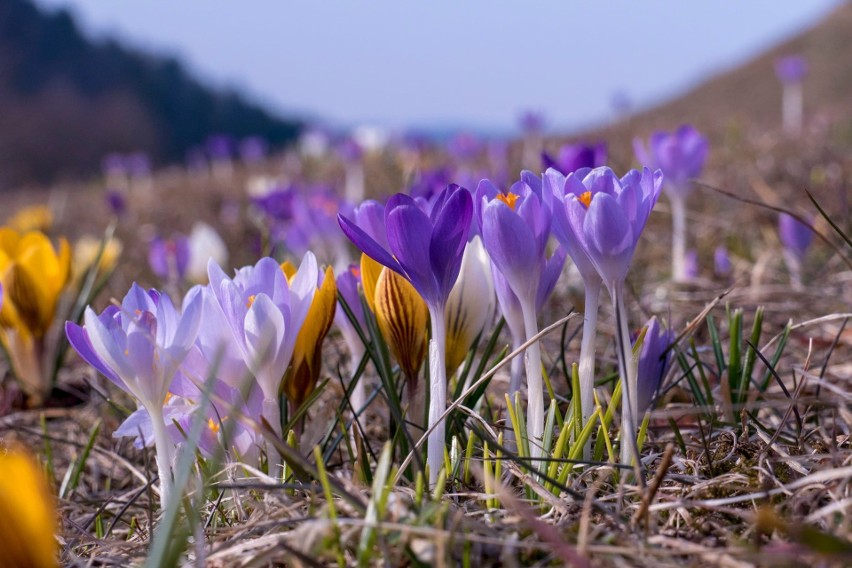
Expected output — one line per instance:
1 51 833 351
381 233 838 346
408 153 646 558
66 252 337 507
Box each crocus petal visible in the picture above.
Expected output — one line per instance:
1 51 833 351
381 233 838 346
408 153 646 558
65 321 120 385
386 196 438 303
482 200 539 304
243 293 287 396
338 213 401 273
429 188 472 302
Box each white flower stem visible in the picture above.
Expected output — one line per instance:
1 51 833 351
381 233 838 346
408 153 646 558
507 336 523 397
520 300 544 462
612 283 641 472
147 404 174 509
427 307 448 487
670 194 688 282
783 82 803 136
579 278 601 431
262 397 282 477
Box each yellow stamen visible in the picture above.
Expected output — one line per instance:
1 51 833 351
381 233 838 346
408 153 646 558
246 294 256 308
496 192 520 211
579 191 592 208
207 417 221 434
164 392 172 404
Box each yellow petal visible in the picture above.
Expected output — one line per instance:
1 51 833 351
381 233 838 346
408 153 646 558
359 253 383 313
0 444 59 568
374 267 428 381
283 266 337 409
280 260 297 281
8 205 53 233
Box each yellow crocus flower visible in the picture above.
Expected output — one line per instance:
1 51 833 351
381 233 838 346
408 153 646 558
361 254 428 383
281 263 337 412
0 228 72 402
0 443 59 568
72 235 122 285
7 205 53 233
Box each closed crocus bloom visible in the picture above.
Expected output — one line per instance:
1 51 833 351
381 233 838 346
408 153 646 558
72 235 122 285
476 172 555 458
558 166 664 465
635 317 675 413
340 184 472 485
634 126 707 282
778 213 814 289
542 142 607 174
360 253 428 384
282 264 337 415
206 255 317 456
633 126 707 198
148 233 190 283
65 284 202 507
444 236 495 373
0 229 71 403
0 444 58 568
186 221 228 284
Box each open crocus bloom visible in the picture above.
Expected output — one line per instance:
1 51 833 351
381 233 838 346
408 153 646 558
66 284 201 507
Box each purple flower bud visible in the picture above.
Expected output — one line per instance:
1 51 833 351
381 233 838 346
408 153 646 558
148 234 190 281
519 110 545 134
542 142 607 174
635 317 675 413
105 189 126 217
775 55 808 84
634 125 708 198
714 246 732 276
778 213 813 260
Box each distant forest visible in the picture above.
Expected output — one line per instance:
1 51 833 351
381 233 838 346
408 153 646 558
0 0 302 188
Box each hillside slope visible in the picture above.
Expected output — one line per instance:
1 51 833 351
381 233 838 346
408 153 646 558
0 0 302 188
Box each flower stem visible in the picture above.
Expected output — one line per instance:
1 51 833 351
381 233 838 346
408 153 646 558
611 282 643 483
262 397 282 477
520 300 544 462
507 336 523 397
147 404 174 509
670 194 688 282
579 278 601 441
427 306 447 487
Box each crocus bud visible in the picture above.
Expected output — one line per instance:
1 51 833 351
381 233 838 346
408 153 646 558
444 236 495 373
282 265 337 411
186 222 228 284
360 254 428 382
636 317 675 413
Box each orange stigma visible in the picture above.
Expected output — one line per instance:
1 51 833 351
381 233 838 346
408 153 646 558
496 192 520 210
246 295 257 308
579 191 592 208
207 418 220 434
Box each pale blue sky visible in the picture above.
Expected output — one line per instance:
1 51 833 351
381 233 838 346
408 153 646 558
37 0 840 134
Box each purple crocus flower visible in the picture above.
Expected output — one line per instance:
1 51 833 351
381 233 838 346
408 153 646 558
125 153 151 179
101 153 126 178
634 125 707 198
778 213 814 260
252 187 295 223
447 132 481 163
148 234 191 283
339 184 472 485
542 142 607 174
714 246 732 277
66 284 202 506
476 171 555 458
105 189 126 218
635 317 675 413
553 166 664 465
779 213 814 289
684 249 699 280
205 254 318 451
634 125 707 282
519 110 544 134
775 55 808 84
336 138 364 163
